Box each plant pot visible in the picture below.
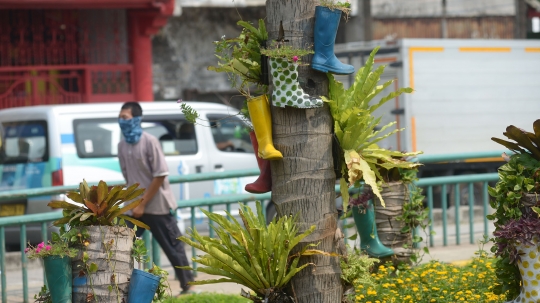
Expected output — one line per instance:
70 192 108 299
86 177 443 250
508 239 540 302
43 255 72 303
127 269 161 303
371 182 413 262
72 226 135 303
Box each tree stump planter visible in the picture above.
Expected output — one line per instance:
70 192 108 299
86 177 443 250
72 226 135 303
372 182 413 264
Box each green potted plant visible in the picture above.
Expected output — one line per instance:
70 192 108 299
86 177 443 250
48 180 149 303
26 233 78 303
128 237 171 303
324 47 421 258
178 201 337 303
488 119 540 301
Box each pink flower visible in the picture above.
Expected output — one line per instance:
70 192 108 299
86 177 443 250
46 245 51 251
24 248 30 253
292 56 299 62
177 99 183 103
36 247 41 253
37 242 44 249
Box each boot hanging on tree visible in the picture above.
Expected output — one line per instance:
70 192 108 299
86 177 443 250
311 6 355 75
352 199 395 258
270 57 323 109
245 131 272 193
246 95 283 160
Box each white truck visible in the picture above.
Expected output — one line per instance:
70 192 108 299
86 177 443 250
334 38 540 177
332 39 540 208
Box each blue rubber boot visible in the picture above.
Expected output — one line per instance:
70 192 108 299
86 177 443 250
312 6 355 75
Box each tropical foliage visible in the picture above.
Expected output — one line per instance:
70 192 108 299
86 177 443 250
323 47 421 209
491 119 540 161
208 19 268 98
48 180 149 229
178 202 337 302
488 119 540 300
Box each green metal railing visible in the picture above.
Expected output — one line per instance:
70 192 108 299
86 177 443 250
0 151 507 303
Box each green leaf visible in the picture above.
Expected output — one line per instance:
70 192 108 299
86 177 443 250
88 262 98 274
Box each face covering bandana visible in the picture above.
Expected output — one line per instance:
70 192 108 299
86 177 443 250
119 116 143 144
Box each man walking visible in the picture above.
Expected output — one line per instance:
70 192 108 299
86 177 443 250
117 102 195 295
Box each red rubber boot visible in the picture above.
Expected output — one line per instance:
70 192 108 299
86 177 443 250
245 131 272 193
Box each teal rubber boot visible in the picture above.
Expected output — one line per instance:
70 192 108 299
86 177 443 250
43 256 72 303
312 6 355 75
352 200 394 258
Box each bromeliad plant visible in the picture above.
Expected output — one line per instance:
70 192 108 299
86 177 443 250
48 180 149 229
178 201 337 302
323 46 421 210
488 119 540 300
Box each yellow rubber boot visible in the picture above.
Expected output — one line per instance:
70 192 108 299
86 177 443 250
247 95 283 160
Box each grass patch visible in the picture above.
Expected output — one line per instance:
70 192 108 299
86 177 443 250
167 293 251 303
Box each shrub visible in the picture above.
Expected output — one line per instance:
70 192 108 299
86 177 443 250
353 252 507 303
167 293 251 303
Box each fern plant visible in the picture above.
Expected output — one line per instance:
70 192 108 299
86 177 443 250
323 47 421 210
178 201 337 302
208 19 268 99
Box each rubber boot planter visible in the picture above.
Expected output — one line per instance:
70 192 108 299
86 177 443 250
245 131 272 193
44 256 72 303
247 95 282 160
269 57 323 109
352 200 394 258
312 6 355 75
127 269 161 303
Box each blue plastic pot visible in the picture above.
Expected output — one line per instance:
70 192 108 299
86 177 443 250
43 256 72 303
127 269 161 303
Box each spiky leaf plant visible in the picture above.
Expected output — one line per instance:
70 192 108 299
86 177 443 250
178 201 337 302
48 180 149 229
323 47 421 210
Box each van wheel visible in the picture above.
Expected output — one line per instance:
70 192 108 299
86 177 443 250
265 201 277 225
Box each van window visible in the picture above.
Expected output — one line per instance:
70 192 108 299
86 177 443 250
207 114 253 153
0 121 48 164
73 116 198 158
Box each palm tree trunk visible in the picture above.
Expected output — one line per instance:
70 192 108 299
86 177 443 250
267 1 343 302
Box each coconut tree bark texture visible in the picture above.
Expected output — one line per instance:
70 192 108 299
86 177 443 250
266 1 343 302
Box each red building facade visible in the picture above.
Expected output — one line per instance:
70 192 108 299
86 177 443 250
0 0 174 109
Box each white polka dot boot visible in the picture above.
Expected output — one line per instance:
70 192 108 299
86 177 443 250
507 242 540 303
269 57 323 109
